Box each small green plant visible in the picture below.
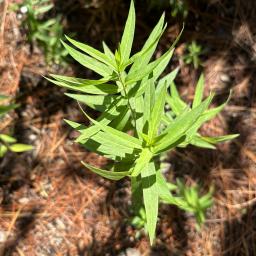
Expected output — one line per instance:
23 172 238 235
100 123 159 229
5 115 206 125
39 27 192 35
49 1 238 244
146 0 188 18
0 96 33 157
131 207 147 230
170 0 188 18
183 40 203 69
14 0 68 65
175 179 214 228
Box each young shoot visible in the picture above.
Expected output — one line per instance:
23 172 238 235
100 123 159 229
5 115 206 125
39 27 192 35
49 1 238 245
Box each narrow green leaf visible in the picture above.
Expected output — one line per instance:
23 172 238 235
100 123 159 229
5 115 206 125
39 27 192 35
151 50 174 83
202 91 232 120
126 48 174 85
102 41 115 61
148 84 166 142
134 22 183 71
189 135 216 149
49 74 111 85
134 95 145 134
129 23 183 76
161 113 174 126
120 0 135 64
131 148 153 177
47 77 119 95
9 144 33 152
75 97 127 143
131 176 143 214
185 92 232 139
156 171 177 204
166 82 187 115
143 79 155 133
157 67 179 91
65 93 117 112
61 41 113 77
129 13 165 73
38 18 56 29
138 132 149 144
0 134 17 143
65 36 116 69
192 74 204 108
81 132 137 160
34 4 53 15
65 118 87 129
0 145 7 157
123 17 183 72
68 120 137 160
79 104 142 149
153 94 214 153
141 161 158 245
81 161 130 180
110 107 130 131
201 134 239 144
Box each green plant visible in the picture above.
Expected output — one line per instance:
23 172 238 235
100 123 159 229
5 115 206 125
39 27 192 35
175 179 214 228
183 40 203 69
146 0 188 18
170 0 188 18
0 96 33 157
14 0 68 65
131 207 146 229
49 1 238 244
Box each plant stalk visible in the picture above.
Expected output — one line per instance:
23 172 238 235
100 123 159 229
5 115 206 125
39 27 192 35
117 72 137 132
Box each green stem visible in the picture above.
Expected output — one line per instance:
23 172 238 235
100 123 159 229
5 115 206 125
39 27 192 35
117 72 137 132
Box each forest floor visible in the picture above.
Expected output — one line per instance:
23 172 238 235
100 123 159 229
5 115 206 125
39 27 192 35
0 0 256 255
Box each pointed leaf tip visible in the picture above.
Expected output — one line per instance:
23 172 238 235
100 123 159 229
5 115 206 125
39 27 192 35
120 0 136 64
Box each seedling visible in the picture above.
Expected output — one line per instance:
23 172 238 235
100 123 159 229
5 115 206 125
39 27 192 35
183 40 204 69
14 0 68 65
49 1 238 244
146 0 188 18
170 0 188 18
0 95 33 157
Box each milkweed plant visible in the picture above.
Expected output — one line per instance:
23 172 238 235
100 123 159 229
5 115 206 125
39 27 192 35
48 1 238 244
0 95 33 157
